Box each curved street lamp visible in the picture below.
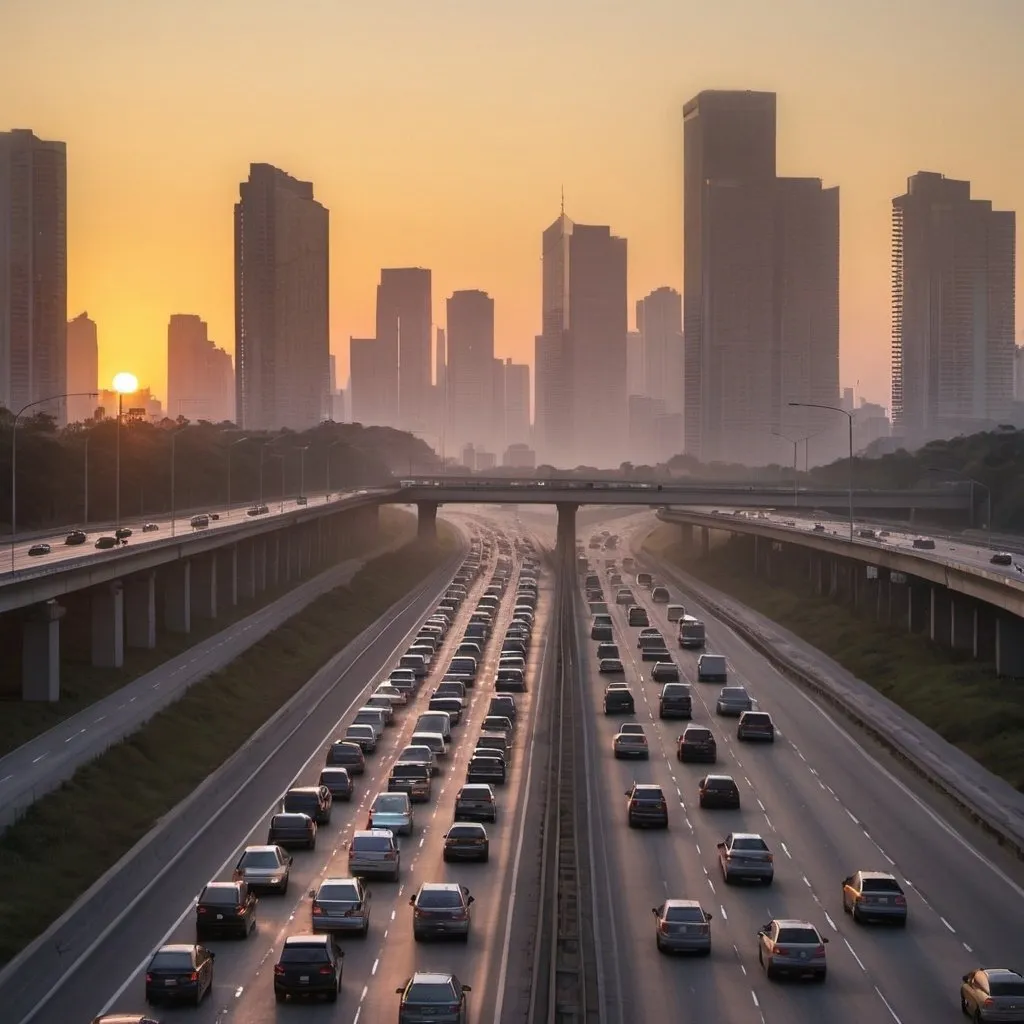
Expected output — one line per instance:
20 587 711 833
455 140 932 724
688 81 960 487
111 372 139 539
789 401 854 542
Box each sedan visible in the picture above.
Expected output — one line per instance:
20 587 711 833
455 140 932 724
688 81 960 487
653 899 713 955
410 882 474 941
961 968 1024 1021
267 812 317 850
141 522 160 532
326 739 365 774
443 823 490 863
233 844 292 894
757 919 828 981
27 543 51 556
466 753 507 785
396 973 472 1024
598 658 624 675
737 711 775 742
64 530 87 545
613 729 649 759
144 944 215 1005
718 832 774 884
345 724 378 753
990 552 1013 566
309 876 372 935
195 881 257 940
841 871 907 925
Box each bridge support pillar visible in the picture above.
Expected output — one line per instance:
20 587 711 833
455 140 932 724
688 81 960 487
192 553 218 620
950 598 975 653
417 502 439 542
22 600 65 702
163 561 192 634
679 523 696 555
237 540 256 602
90 582 124 669
268 534 280 588
217 545 238 609
929 587 951 646
700 527 710 556
908 582 929 634
976 605 997 662
125 571 156 650
995 616 1024 678
556 503 578 568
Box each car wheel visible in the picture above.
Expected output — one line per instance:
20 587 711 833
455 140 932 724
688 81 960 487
815 969 827 983
960 995 970 1015
852 907 861 923
275 991 285 1004
392 869 400 882
279 878 289 895
656 937 664 953
481 850 490 863
722 868 731 884
327 985 338 1003
762 876 773 886
362 920 370 937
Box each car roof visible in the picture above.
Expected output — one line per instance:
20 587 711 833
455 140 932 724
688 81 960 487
273 812 311 821
156 943 197 954
633 783 663 792
283 933 331 946
732 832 765 841
410 971 457 984
772 918 819 930
320 766 350 775
332 739 361 747
319 876 360 887
419 882 463 893
242 844 281 854
353 828 396 838
286 786 321 794
202 880 239 890
664 898 704 910
460 783 494 793
447 821 486 831
857 870 898 881
704 773 734 782
981 968 1024 979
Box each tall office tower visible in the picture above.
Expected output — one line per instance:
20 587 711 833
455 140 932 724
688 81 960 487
234 163 329 431
168 314 234 423
637 287 684 413
1016 345 1024 402
491 357 506 452
0 129 67 421
626 330 645 397
891 172 1016 441
209 345 235 423
682 91 839 466
329 354 337 394
446 289 495 449
66 312 98 422
349 337 392 426
376 267 431 432
434 326 447 439
503 359 531 446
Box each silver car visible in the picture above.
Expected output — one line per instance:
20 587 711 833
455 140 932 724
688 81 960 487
396 744 438 775
757 919 828 981
718 833 774 884
232 844 292 894
368 792 414 835
345 723 377 753
309 876 372 935
841 870 908 925
613 725 650 759
653 899 713 954
716 686 752 716
961 968 1024 1021
347 829 401 881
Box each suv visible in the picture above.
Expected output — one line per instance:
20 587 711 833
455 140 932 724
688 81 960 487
282 786 332 825
625 783 669 828
677 726 717 763
195 881 258 939
454 784 497 822
651 586 671 603
651 661 680 684
396 973 472 1023
409 882 475 941
273 934 344 1003
347 829 401 881
698 774 740 808
604 684 635 715
737 711 775 742
628 606 650 627
309 876 372 935
388 763 432 802
658 682 692 719
696 654 728 682
319 767 354 801
325 740 365 774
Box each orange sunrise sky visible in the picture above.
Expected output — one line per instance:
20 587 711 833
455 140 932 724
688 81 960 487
3 0 1022 410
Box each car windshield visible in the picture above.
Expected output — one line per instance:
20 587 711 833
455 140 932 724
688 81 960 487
633 789 663 802
272 814 304 825
280 945 329 964
150 951 192 970
374 795 409 811
744 714 771 724
990 980 1024 996
666 906 705 922
776 927 820 944
353 836 392 851
687 730 712 741
861 877 902 892
722 688 748 699
407 981 457 1003
200 886 238 904
417 889 463 909
318 883 359 902
448 826 482 838
284 792 315 809
734 837 768 851
392 765 425 777
706 779 734 790
240 850 280 868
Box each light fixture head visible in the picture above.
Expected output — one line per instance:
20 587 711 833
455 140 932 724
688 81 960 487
112 372 139 394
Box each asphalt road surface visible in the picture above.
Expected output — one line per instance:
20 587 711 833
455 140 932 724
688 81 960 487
29 516 553 1024
578 522 1024 1024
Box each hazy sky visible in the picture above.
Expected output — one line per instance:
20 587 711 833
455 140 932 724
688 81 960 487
3 0 1022 408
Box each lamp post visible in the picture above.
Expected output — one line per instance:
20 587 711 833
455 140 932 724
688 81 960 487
269 453 286 512
83 432 90 525
9 390 98 572
226 436 249 516
296 445 309 501
927 467 992 549
789 401 854 542
770 430 802 508
169 423 189 537
111 373 139 541
325 439 344 499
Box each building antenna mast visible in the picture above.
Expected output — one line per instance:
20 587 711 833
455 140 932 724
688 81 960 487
560 184 565 216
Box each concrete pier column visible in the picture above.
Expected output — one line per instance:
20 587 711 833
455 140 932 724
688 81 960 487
679 523 696 555
255 537 268 593
700 527 710 556
995 616 1024 678
950 598 976 653
91 582 125 669
929 587 952 646
217 545 238 609
976 605 997 662
125 571 157 649
192 552 218 620
22 600 65 701
908 582 929 633
163 561 192 634
555 503 578 568
417 501 439 542
267 534 280 588
237 540 256 602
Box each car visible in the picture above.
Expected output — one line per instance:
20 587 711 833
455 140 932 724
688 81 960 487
737 711 775 742
396 973 472 1024
488 694 518 721
716 686 753 716
653 899 713 954
309 875 372 935
454 783 498 822
659 682 692 719
443 823 490 863
144 944 215 1005
481 714 514 737
412 731 449 760
666 604 686 622
813 523 826 532
650 661 680 683
115 527 133 539
466 753 507 785
247 504 270 516
267 812 316 850
627 606 650 627
95 535 118 549
696 654 728 682
641 645 671 662
91 1016 161 1024
27 543 51 556
912 536 936 549
960 968 1024 1021
698 774 739 808
141 522 160 532
677 726 717 762
232 844 292 894
625 782 669 828
718 833 774 884
195 880 258 939
348 828 401 880
410 882 475 941
319 767 354 801
757 919 827 980
613 727 649 759
388 763 432 802
651 586 671 603
841 871 908 925
273 933 344 1003
604 683 635 714
596 642 620 660
495 667 526 692
345 723 378 753
282 785 332 824
599 658 625 674
325 739 365 774
369 791 415 833
615 588 635 605
991 552 1014 566
64 530 87 545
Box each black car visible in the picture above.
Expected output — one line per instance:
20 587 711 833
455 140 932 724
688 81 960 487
64 530 87 545
453 784 497 822
326 740 365 774
737 712 776 743
95 536 118 549
115 527 133 540
428 697 463 725
144 944 215 1006
273 934 343 1004
677 726 717 763
698 775 741 809
267 812 317 850
396 972 472 1024
604 684 635 715
195 881 258 940
318 767 353 801
27 543 51 556
443 823 490 863
466 754 506 785
282 786 333 824
626 783 669 828
487 695 517 721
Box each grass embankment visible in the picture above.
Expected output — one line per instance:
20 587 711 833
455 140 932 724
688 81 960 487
0 506 415 758
0 522 458 965
644 524 1024 794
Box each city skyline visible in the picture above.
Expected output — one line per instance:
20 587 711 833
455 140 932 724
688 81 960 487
5 1 1023 407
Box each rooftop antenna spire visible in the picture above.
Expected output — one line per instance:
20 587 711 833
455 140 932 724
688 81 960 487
560 185 565 216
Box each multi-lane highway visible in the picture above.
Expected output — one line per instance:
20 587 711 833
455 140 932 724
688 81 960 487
580 521 1024 1023
2 489 376 576
22 517 552 1024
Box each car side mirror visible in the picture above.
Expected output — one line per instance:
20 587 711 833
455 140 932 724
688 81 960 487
756 929 766 937
962 974 972 983
463 985 472 992
209 951 217 960
408 896 416 906
823 937 830 943
705 912 713 920
842 876 852 887
467 896 475 904
288 855 293 864
716 842 725 849
396 987 405 995
624 791 630 797
651 908 658 915
308 888 316 898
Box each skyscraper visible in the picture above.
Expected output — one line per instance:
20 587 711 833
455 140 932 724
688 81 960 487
626 330 645 398
891 172 1016 440
349 337 391 426
234 163 329 431
376 268 431 432
503 359 531 446
446 289 495 450
66 312 98 423
0 129 67 421
637 287 684 414
682 90 839 465
168 314 234 423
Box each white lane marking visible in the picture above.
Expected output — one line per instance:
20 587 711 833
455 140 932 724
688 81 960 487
940 916 956 933
720 905 728 921
845 809 860 825
353 1007 362 1024
963 941 973 953
844 938 866 971
756 798 766 811
360 984 369 1000
371 958 379 975
750 990 760 1008
874 986 904 1022
824 911 837 931
31 754 47 764
0 775 12 784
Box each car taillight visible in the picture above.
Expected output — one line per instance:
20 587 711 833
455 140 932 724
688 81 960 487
452 909 468 920
190 971 198 982
232 869 243 880
274 965 285 976
772 945 788 956
894 895 906 905
813 945 825 957
318 966 334 975
658 921 670 934
983 998 994 1008
384 850 396 860
414 908 425 918
197 906 207 914
765 854 774 862
312 905 323 915
145 974 152 983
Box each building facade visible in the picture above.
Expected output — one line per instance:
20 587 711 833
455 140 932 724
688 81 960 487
376 267 431 433
234 163 329 431
503 359 531 446
349 336 391 426
637 287 684 414
0 129 67 421
168 313 234 423
446 289 495 450
66 312 98 423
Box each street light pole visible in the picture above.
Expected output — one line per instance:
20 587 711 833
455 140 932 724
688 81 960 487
9 390 98 572
83 434 90 525
111 373 139 541
789 401 854 542
325 439 343 498
926 468 992 549
226 436 249 516
771 431 801 508
297 445 309 500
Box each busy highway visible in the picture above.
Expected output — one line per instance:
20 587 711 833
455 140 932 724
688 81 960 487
580 522 1024 1023
57 517 552 1024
